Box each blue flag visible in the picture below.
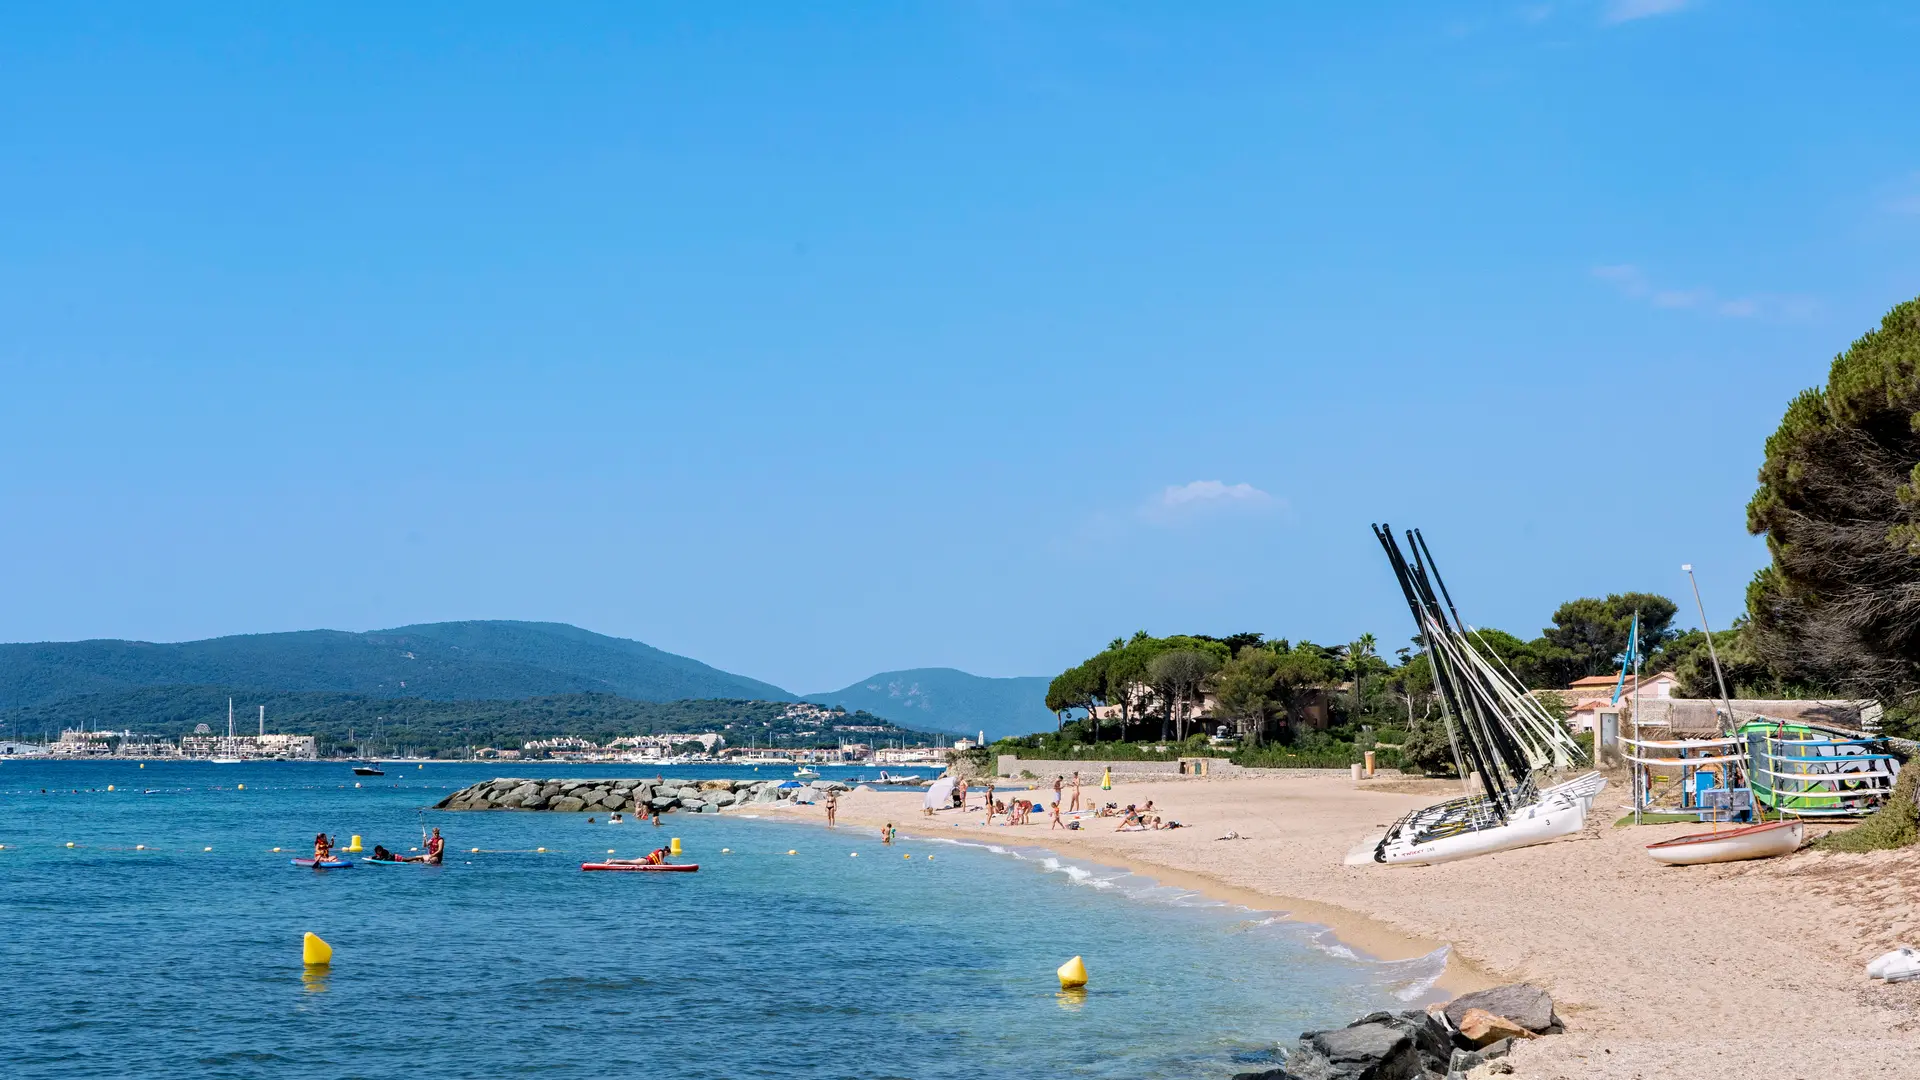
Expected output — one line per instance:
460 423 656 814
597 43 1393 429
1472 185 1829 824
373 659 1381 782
1611 611 1640 705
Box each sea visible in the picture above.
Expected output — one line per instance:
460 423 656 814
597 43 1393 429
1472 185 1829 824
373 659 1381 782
0 760 1446 1079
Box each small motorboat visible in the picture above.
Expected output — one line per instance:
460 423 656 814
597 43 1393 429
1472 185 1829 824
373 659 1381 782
1645 819 1804 866
580 862 699 873
793 766 820 780
352 764 385 776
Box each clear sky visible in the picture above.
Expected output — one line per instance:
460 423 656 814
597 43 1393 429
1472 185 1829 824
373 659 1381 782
3 2 1917 692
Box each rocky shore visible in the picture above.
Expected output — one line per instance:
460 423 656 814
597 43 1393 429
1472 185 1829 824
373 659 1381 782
432 776 847 814
1234 983 1563 1080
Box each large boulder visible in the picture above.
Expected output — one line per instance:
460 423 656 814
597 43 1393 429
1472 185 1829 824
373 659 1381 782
522 794 549 810
752 786 781 804
549 795 587 813
1307 1022 1423 1080
699 779 733 791
1453 1009 1534 1049
1347 1011 1450 1069
699 802 720 813
1443 984 1556 1034
649 796 676 810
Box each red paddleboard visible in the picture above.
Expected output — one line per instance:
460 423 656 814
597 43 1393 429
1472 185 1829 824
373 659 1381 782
580 862 699 872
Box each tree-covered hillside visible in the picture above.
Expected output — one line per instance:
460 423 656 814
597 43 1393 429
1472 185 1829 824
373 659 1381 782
0 620 794 709
805 668 1053 740
0 685 938 757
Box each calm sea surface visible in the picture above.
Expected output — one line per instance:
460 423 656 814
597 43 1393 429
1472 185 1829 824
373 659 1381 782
1 760 1442 1079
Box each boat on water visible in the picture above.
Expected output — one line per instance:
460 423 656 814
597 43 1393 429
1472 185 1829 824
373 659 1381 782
793 765 821 780
1359 527 1604 867
873 771 923 785
1646 818 1805 865
352 764 385 776
209 699 244 762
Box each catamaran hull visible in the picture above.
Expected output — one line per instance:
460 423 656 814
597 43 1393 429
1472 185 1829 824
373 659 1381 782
1645 819 1803 865
1376 798 1587 865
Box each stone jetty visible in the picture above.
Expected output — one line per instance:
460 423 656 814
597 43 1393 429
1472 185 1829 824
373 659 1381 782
432 777 848 814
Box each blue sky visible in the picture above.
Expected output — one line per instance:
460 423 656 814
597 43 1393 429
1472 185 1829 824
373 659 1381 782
3 2 1917 692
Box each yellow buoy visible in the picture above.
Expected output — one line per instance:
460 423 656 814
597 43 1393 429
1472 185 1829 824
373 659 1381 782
273 847 282 852
303 932 332 967
904 854 911 859
354 782 361 788
1057 956 1089 989
136 844 146 850
203 846 213 852
237 784 244 790
850 852 858 858
66 841 75 848
536 847 547 853
471 847 480 853
345 836 363 853
139 763 145 769
787 849 797 856
107 784 114 791
417 764 423 769
721 848 731 854
670 837 682 856
607 848 616 854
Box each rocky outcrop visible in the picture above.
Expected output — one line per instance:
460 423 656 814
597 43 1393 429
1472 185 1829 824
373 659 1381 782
431 777 849 814
1232 984 1563 1080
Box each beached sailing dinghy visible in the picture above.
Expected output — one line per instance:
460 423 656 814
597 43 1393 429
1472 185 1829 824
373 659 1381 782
1644 819 1804 865
1356 527 1606 867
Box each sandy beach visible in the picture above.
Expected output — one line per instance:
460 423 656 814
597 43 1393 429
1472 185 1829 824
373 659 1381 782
776 772 1920 1080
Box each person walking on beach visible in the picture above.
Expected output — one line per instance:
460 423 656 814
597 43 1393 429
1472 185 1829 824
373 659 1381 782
1053 775 1064 808
825 788 839 828
1050 797 1064 830
1070 771 1082 813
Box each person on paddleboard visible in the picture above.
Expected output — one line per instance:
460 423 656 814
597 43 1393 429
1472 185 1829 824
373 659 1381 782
643 846 670 865
313 833 334 862
421 827 444 865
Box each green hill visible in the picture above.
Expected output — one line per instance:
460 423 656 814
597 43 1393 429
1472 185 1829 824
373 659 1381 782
806 668 1053 741
0 620 793 708
0 685 938 757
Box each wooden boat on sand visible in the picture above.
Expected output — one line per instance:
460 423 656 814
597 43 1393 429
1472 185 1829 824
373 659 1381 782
1645 819 1804 866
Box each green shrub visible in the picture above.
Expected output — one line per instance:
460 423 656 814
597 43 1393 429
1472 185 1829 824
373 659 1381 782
1813 765 1919 852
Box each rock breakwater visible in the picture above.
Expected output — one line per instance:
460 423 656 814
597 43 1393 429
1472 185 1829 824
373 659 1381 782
433 777 849 814
1233 982 1564 1080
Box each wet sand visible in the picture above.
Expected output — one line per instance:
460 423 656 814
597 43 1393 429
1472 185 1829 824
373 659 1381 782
779 772 1920 1080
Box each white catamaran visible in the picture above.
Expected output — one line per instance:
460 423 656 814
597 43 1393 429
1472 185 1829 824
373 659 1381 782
1352 526 1606 867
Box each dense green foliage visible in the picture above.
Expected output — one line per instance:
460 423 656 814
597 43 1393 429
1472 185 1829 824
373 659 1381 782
0 620 795 710
804 668 1054 740
1813 763 1919 852
1746 297 1920 703
0 685 938 758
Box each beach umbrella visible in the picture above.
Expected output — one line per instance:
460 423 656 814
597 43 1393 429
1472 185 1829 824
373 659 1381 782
924 775 956 811
776 780 803 789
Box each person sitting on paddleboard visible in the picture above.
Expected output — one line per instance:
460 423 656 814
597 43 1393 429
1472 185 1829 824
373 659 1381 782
313 833 334 862
421 827 444 865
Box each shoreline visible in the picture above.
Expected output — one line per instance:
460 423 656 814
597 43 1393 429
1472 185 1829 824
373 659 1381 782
760 786 1494 996
758 772 1920 1080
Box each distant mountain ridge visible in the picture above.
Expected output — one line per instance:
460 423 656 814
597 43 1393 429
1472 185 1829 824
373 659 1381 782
0 620 793 709
806 668 1053 741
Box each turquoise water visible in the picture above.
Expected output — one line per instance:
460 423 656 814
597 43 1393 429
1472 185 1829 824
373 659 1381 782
1 761 1442 1079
